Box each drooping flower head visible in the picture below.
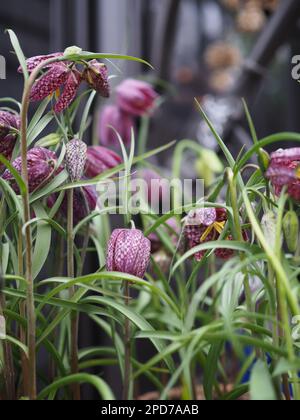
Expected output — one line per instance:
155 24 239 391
65 139 87 182
98 105 135 147
266 148 300 201
106 228 151 278
82 60 110 97
2 147 60 193
184 207 234 261
85 146 122 178
116 79 158 117
21 53 111 114
47 185 97 225
0 111 20 168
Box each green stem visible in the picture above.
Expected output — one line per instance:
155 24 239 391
67 189 80 400
123 281 131 400
19 54 68 400
227 169 252 313
275 195 300 400
20 78 36 400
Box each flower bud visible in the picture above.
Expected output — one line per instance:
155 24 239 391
65 139 87 181
2 147 59 193
283 211 299 253
258 148 270 171
107 228 151 278
116 79 158 117
98 105 135 147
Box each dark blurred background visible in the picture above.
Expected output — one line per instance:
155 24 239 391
1 0 300 399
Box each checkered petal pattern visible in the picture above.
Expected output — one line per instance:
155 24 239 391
106 229 151 279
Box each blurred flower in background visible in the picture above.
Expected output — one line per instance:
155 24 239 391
98 79 158 148
98 105 135 147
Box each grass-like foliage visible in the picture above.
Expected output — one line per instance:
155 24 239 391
0 31 299 401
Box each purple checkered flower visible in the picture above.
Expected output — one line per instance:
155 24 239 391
65 139 87 182
82 60 110 98
266 148 300 201
106 228 151 278
0 111 20 169
2 147 60 193
184 208 235 261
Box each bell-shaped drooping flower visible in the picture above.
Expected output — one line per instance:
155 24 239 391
106 228 151 278
266 148 300 201
21 51 81 114
0 111 21 168
65 139 87 182
29 61 82 114
184 207 235 261
85 146 122 178
98 105 135 147
18 53 64 74
82 60 110 98
47 185 97 225
2 147 60 193
116 79 158 117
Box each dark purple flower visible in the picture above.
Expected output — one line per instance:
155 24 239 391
18 53 64 73
184 208 235 261
2 147 59 193
53 70 82 114
22 51 81 114
98 105 135 147
106 228 151 278
266 148 300 201
116 79 158 117
85 146 122 178
82 60 110 97
0 111 20 169
65 139 87 182
47 185 97 225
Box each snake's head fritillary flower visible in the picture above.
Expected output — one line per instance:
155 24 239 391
266 148 300 201
65 139 87 182
116 79 159 117
184 207 235 261
29 61 82 114
98 105 135 147
82 60 110 98
2 147 60 193
18 53 64 73
84 146 122 178
107 228 151 278
47 185 97 225
0 111 20 169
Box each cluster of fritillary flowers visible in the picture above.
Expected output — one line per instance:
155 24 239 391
20 52 110 114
